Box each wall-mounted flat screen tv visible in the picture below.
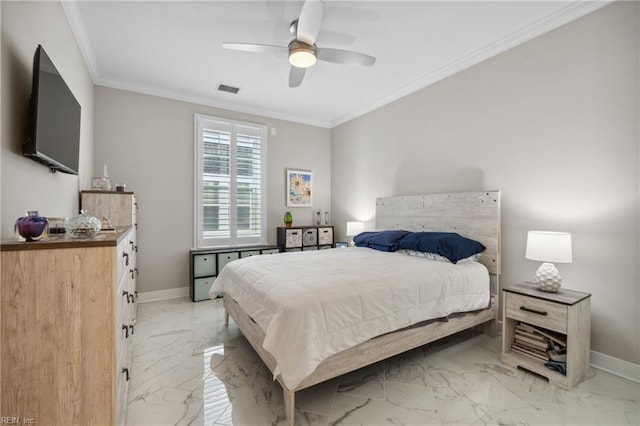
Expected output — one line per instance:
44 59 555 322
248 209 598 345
23 44 81 175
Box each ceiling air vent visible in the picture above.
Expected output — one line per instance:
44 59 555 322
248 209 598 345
217 84 240 94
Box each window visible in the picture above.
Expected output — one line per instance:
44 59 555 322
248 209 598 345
195 115 267 247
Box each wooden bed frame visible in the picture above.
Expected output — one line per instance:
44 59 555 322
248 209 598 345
222 190 501 425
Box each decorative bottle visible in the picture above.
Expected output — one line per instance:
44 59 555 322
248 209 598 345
15 211 49 241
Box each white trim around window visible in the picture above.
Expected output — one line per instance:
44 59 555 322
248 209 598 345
194 114 267 248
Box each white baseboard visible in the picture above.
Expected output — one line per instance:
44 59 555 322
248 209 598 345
138 286 189 303
590 350 640 384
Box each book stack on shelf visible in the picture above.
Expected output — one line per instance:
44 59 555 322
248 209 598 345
511 322 568 373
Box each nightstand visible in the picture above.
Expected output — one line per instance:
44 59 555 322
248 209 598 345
501 282 591 389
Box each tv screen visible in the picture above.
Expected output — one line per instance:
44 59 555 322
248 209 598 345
23 45 81 175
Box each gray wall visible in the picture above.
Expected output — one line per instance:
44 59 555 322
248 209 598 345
331 2 639 364
93 86 331 294
1 1 94 236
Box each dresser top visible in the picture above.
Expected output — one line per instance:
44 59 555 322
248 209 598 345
1 227 131 252
504 282 591 305
81 190 134 195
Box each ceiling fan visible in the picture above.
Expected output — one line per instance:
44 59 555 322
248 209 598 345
222 0 376 88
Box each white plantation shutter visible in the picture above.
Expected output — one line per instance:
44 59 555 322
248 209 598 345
195 115 267 247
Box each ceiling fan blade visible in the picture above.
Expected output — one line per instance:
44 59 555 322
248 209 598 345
296 0 324 45
317 48 376 67
222 43 287 54
289 66 306 88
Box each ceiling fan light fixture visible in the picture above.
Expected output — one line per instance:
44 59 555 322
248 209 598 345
288 41 317 68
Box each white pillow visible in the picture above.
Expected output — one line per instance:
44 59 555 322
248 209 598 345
397 249 481 263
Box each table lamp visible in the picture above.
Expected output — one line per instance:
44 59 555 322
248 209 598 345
525 231 572 292
346 221 364 245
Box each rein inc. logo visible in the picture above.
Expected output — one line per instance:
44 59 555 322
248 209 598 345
0 418 34 424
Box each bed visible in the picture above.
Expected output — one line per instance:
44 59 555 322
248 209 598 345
212 190 501 425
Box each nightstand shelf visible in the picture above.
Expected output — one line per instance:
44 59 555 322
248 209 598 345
501 282 591 389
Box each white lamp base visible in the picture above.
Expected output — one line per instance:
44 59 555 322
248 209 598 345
534 262 562 292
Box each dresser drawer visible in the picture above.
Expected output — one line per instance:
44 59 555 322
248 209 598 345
116 236 131 284
505 292 567 333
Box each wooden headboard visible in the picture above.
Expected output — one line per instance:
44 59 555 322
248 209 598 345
376 191 501 306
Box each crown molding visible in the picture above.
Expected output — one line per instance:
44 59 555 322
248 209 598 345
62 0 99 83
64 0 610 130
96 79 331 128
329 0 611 128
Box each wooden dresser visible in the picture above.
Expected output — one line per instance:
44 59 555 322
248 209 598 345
1 227 137 425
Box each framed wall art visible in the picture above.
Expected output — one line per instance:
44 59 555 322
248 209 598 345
286 169 312 207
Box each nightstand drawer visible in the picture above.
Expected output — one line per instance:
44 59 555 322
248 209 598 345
505 292 567 333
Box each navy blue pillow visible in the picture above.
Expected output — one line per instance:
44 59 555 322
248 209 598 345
353 230 412 252
398 232 486 263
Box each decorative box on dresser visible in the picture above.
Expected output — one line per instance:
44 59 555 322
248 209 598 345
1 226 137 425
501 282 591 389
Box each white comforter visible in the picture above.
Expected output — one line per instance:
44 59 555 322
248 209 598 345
210 247 489 389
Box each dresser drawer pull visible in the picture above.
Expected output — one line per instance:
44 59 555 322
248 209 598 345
122 252 129 266
130 269 135 279
520 306 547 316
122 324 129 338
122 368 130 381
128 294 135 303
129 325 135 335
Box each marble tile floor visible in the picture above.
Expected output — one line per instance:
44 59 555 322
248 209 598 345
126 297 639 426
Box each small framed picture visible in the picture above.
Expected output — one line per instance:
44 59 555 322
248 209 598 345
286 169 312 207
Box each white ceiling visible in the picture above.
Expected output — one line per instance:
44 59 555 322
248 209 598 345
63 1 607 128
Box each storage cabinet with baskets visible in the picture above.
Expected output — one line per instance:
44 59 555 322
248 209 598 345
190 245 279 301
277 226 334 251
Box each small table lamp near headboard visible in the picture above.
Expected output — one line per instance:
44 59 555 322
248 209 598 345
525 231 573 293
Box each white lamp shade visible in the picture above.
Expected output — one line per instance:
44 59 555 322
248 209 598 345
525 231 572 263
346 221 364 236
